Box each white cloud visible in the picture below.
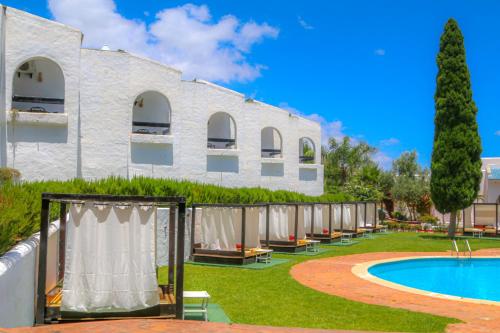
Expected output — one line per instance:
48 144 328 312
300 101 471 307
380 137 400 146
279 102 347 146
372 151 393 170
374 48 386 56
495 130 500 136
298 16 314 30
48 0 279 83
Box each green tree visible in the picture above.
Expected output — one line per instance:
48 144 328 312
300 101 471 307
391 152 430 220
431 19 482 237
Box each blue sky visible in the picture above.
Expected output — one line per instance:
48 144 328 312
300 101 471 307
5 0 499 168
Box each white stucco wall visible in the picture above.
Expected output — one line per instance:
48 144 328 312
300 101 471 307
481 157 500 203
0 6 324 196
0 220 59 328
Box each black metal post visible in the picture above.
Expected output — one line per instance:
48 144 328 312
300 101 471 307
58 202 67 283
473 204 476 228
363 202 367 228
311 204 315 236
355 203 358 231
241 207 246 257
294 204 299 245
168 204 176 292
190 206 196 259
175 202 186 320
340 203 344 231
266 205 270 248
35 198 50 325
328 204 332 235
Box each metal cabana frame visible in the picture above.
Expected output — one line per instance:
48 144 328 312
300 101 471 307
265 203 306 253
190 203 268 265
464 203 499 236
356 201 380 231
306 202 341 243
35 193 186 325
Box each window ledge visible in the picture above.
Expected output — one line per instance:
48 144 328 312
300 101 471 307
299 163 322 169
7 110 68 126
130 133 173 145
207 148 240 156
261 158 284 164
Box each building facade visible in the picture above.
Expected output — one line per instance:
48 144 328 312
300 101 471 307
480 157 500 203
0 6 324 196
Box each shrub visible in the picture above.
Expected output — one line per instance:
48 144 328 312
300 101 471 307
0 168 21 184
0 176 352 255
393 211 407 221
419 214 439 225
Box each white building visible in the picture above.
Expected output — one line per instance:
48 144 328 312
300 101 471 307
479 157 500 203
0 6 324 196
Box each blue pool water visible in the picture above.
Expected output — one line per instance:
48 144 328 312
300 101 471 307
368 258 500 302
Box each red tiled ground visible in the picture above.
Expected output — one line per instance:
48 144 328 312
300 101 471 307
0 320 375 333
291 249 500 333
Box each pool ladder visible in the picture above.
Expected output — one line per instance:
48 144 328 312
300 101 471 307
451 239 472 258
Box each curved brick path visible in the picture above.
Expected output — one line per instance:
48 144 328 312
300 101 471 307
290 249 500 333
0 319 375 333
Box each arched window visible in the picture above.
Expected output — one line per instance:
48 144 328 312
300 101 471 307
132 91 171 135
12 57 65 113
299 137 315 164
261 127 282 158
207 112 236 149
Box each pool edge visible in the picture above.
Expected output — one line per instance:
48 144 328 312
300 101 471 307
352 255 500 307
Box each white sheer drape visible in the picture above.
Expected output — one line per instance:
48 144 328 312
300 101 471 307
200 207 242 251
332 204 342 230
343 204 355 231
366 203 376 227
302 206 312 234
313 205 330 234
357 204 366 227
245 207 262 248
62 203 159 313
475 205 497 227
269 205 295 241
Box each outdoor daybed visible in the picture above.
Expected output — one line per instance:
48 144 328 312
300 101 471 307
306 203 342 243
265 204 307 253
191 204 269 264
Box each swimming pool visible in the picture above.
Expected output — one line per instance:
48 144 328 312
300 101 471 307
368 258 500 303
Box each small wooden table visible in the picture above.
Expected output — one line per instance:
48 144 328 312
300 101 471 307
306 240 321 252
255 249 273 263
183 291 210 321
341 233 353 244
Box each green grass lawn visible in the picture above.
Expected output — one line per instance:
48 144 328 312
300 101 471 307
160 232 500 332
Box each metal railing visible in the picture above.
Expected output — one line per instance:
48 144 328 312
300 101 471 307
451 239 472 258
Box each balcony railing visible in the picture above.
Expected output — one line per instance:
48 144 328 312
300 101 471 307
132 121 171 135
299 155 315 164
12 95 65 113
207 138 236 149
261 149 282 158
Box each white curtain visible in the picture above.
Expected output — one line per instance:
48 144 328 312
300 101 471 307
200 207 242 251
62 203 159 313
366 203 376 227
475 205 496 226
332 204 342 230
245 207 262 248
302 206 313 235
313 205 323 234
357 204 366 227
258 207 267 242
269 205 290 241
343 204 355 231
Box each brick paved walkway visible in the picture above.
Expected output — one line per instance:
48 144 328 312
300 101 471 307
0 320 375 333
291 249 500 333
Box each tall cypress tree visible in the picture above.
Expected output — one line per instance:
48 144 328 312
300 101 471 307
431 19 482 237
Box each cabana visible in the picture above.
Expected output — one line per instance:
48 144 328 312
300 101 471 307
464 203 499 236
36 193 186 324
306 203 342 243
357 201 382 232
191 204 267 264
339 203 365 237
266 204 307 252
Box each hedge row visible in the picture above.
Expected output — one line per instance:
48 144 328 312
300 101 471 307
0 177 351 255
